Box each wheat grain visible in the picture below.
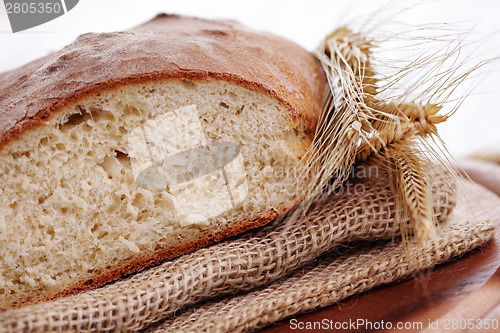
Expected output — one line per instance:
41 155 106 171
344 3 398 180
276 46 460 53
392 148 436 242
355 122 417 162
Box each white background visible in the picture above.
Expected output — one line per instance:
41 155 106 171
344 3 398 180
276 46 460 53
0 0 499 157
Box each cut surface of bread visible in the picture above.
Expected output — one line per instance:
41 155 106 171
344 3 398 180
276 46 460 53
0 14 326 310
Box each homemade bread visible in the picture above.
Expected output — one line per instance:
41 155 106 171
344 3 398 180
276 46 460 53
0 14 326 310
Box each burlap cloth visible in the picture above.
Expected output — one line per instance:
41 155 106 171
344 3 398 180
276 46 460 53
0 169 496 333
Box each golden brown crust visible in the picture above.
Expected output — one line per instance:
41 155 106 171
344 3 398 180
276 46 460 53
0 13 326 150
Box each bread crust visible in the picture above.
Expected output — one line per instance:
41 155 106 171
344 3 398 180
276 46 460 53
0 14 326 309
0 13 326 150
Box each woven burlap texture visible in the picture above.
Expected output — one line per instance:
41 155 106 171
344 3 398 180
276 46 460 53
0 169 468 333
148 182 496 332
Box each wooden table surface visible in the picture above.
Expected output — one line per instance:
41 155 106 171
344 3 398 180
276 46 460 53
261 159 500 333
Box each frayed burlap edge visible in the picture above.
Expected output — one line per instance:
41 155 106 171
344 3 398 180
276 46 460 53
0 170 461 333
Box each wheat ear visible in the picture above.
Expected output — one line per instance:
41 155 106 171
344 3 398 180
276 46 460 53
355 102 447 162
353 100 450 240
393 149 435 241
360 127 436 242
304 27 377 198
309 23 461 242
297 17 490 242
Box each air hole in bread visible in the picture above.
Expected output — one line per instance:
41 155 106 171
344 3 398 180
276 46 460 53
64 107 90 127
38 196 47 205
181 80 195 89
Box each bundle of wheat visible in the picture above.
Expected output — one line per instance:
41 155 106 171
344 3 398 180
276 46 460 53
306 24 491 241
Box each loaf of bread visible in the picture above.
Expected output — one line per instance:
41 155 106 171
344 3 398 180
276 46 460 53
0 14 326 310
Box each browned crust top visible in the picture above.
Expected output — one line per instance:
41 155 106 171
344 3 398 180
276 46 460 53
0 13 326 149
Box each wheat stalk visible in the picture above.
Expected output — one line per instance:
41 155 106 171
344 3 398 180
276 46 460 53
303 27 378 197
353 100 452 240
305 26 457 242
355 121 436 241
287 16 494 243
